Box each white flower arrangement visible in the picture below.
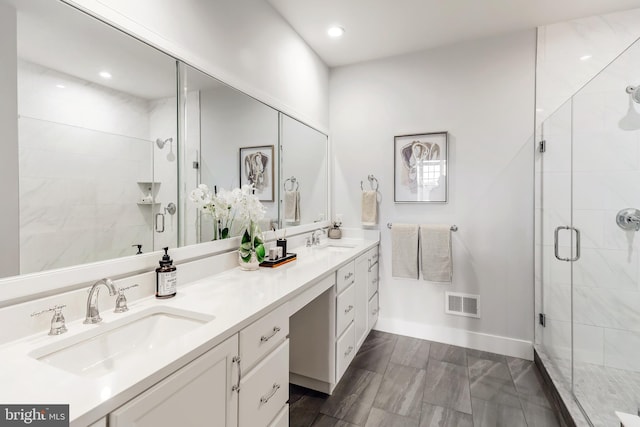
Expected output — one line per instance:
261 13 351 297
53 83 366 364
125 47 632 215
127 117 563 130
189 183 266 240
190 184 267 264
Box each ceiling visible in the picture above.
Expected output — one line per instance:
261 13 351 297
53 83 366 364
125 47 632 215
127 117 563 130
267 0 640 67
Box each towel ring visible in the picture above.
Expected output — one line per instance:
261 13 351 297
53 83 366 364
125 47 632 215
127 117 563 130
284 176 299 191
360 174 379 192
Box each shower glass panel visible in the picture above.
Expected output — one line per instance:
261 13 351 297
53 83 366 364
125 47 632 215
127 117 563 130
536 99 573 392
536 36 640 427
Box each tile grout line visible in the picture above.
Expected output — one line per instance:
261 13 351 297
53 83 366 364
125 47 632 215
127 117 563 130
504 357 531 427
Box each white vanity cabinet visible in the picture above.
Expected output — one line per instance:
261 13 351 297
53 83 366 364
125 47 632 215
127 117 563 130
108 303 290 427
354 253 369 348
109 334 239 427
367 246 380 331
356 247 380 348
238 303 290 427
289 244 380 394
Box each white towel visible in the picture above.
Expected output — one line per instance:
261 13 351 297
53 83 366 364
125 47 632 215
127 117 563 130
361 191 377 226
285 191 300 223
420 224 452 283
391 223 419 279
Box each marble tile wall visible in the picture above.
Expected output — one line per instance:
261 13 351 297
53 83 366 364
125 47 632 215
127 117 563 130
17 60 157 273
536 17 640 375
148 96 178 252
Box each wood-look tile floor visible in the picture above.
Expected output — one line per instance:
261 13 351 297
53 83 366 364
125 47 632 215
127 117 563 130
289 331 563 427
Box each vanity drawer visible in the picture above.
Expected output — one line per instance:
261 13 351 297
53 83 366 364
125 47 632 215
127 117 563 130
336 261 355 294
368 292 379 329
336 322 356 381
336 283 355 336
367 247 379 300
367 272 379 301
268 404 289 427
239 340 289 427
369 247 379 267
240 303 289 371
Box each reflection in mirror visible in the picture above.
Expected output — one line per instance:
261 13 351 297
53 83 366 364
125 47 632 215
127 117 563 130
0 0 178 278
280 115 328 226
180 64 279 244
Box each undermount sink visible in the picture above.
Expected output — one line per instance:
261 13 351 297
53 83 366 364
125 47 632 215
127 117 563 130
314 242 357 252
29 306 214 377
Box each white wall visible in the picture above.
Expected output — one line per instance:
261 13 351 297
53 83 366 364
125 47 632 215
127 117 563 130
64 0 330 132
0 3 20 278
330 30 537 356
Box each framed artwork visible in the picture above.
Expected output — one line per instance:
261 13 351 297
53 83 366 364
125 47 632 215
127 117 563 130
394 131 448 203
239 145 274 201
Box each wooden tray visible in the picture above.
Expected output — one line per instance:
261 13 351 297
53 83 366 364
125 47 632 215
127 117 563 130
259 252 297 268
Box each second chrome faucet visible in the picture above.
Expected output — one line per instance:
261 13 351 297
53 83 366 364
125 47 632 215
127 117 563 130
84 278 118 324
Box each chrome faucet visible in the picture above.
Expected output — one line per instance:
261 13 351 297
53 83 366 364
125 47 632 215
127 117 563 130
84 278 118 324
311 228 326 246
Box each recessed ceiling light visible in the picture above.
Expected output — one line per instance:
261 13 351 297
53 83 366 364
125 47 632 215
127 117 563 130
327 26 345 38
56 84 65 89
99 71 112 79
580 54 592 61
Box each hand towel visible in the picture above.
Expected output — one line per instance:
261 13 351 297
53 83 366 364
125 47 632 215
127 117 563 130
285 190 300 223
361 191 377 226
391 223 419 279
420 224 452 283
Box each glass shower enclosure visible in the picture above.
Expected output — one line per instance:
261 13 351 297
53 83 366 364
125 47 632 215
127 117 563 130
535 38 640 426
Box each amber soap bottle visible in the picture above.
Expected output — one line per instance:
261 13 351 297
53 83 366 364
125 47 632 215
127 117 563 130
156 247 177 299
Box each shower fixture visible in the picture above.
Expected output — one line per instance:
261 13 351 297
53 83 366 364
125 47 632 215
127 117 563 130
619 86 640 130
155 137 173 149
627 85 640 102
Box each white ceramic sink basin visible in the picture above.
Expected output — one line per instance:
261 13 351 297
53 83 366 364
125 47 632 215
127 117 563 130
30 306 214 377
315 242 357 253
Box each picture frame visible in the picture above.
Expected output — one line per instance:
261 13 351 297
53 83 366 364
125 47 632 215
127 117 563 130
394 131 448 203
239 145 274 201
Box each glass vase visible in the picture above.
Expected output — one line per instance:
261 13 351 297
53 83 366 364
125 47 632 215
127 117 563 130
238 251 260 271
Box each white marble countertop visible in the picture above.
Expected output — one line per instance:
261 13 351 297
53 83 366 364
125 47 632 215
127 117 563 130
0 237 378 426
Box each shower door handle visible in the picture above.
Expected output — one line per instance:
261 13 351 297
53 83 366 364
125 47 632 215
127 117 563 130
570 227 580 262
554 226 580 262
155 213 165 233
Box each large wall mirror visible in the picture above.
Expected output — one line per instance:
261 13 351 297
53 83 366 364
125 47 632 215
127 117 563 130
280 115 328 226
0 0 328 283
1 0 178 279
180 64 280 245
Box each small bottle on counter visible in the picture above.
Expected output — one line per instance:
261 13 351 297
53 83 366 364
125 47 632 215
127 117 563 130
156 247 177 299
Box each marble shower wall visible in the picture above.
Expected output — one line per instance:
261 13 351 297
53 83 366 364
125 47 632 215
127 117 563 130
148 96 178 252
18 60 159 273
536 26 640 373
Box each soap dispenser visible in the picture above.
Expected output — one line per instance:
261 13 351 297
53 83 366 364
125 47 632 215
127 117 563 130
156 247 177 299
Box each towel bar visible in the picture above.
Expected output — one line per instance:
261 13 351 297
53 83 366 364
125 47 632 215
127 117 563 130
387 223 458 232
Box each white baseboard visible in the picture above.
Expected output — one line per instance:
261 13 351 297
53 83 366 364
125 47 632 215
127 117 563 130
375 316 533 361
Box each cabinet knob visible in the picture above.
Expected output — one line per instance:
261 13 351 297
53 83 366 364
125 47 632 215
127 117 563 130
344 305 354 314
344 346 354 357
